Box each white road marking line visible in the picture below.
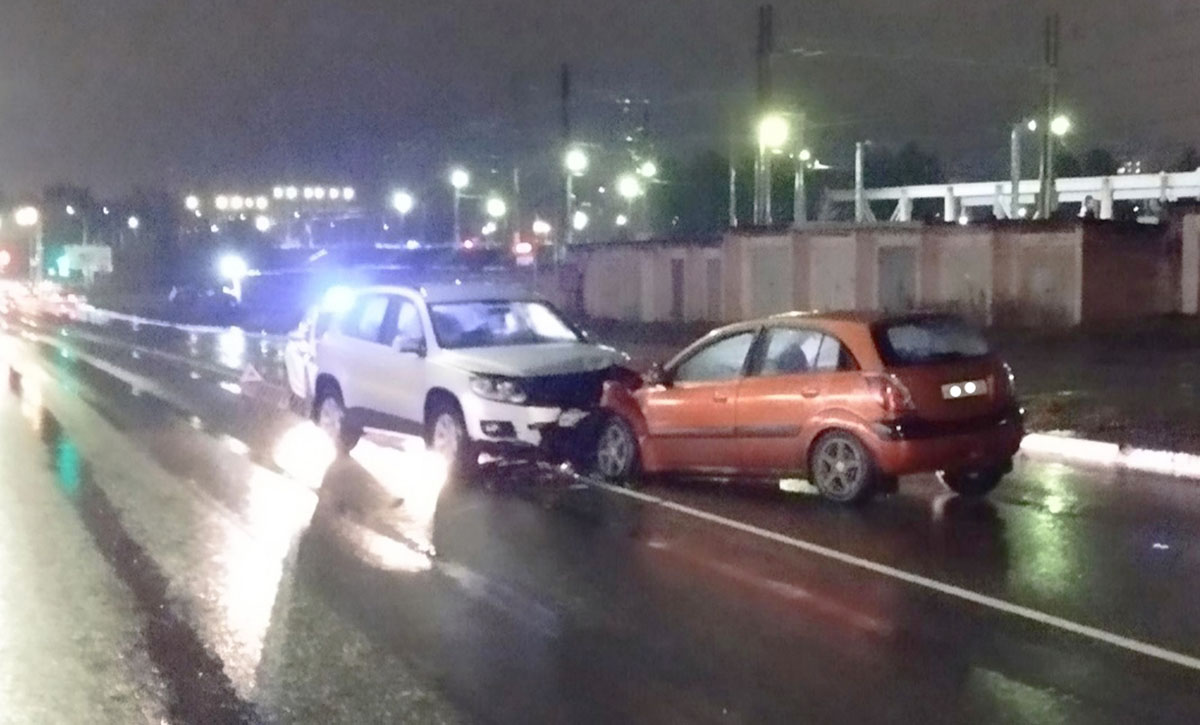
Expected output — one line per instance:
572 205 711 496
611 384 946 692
588 479 1200 672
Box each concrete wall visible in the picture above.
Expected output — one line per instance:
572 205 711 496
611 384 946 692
570 218 1190 328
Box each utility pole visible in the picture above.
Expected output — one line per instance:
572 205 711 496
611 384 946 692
729 137 739 228
1010 124 1023 220
855 142 867 224
753 4 774 225
512 166 522 248
1037 13 1060 220
559 63 571 262
792 113 807 225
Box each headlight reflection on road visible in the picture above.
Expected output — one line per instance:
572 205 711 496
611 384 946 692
217 327 247 370
272 421 337 489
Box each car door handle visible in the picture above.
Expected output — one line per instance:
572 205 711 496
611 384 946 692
713 392 730 403
801 388 820 398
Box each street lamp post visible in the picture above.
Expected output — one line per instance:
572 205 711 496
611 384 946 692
617 174 644 238
756 113 790 224
450 169 470 246
1010 120 1037 219
15 206 41 281
564 148 588 253
392 190 415 238
1038 114 1071 218
794 148 811 226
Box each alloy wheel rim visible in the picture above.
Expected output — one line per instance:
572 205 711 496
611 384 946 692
597 423 632 477
815 439 862 496
432 414 461 458
318 398 343 439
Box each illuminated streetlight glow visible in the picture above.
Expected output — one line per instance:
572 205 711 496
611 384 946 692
285 186 298 200
255 196 269 211
66 205 77 216
303 187 315 200
486 197 507 218
572 210 589 231
565 148 589 175
254 215 272 232
481 221 498 236
532 219 551 236
392 190 415 215
230 196 245 211
194 209 203 218
185 195 200 211
219 254 249 282
450 169 470 190
273 187 284 199
617 175 643 200
758 114 790 150
127 216 140 230
637 160 658 178
314 187 326 200
15 206 39 227
1027 119 1039 133
329 187 340 200
514 241 533 256
615 214 629 227
343 187 355 201
215 195 230 211
210 224 220 233
798 149 813 162
1050 115 1071 137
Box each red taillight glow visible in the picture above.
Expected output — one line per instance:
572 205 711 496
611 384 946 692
865 373 915 418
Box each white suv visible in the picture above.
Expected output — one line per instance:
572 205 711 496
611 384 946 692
285 283 629 475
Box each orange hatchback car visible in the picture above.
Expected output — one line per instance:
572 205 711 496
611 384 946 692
595 312 1024 503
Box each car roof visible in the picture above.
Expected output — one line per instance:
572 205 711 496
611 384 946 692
701 310 966 339
351 282 543 304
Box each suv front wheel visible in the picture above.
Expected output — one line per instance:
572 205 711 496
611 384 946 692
314 385 361 453
425 398 479 481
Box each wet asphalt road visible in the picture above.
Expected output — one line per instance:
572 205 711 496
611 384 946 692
1 310 1199 723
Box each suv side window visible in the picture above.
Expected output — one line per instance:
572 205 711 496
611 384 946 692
381 297 425 347
340 294 391 343
674 331 756 383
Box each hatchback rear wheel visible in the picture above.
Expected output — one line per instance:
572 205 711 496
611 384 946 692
594 415 640 483
809 431 877 504
940 465 1006 498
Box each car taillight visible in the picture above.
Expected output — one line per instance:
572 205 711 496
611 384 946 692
865 373 915 418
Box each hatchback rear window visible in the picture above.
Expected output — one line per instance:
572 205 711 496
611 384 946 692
872 316 990 366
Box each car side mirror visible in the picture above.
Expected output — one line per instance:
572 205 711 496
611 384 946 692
393 335 426 357
645 362 670 387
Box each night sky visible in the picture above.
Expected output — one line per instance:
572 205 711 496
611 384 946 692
1 1 1198 196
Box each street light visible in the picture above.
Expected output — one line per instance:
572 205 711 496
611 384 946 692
254 215 273 232
532 219 551 236
450 168 470 245
216 195 229 211
1010 120 1040 219
285 186 299 200
572 210 589 232
615 214 628 227
391 190 415 215
66 205 76 216
637 160 658 179
482 221 498 236
1050 115 1071 137
185 195 200 211
15 207 39 227
127 216 140 230
218 254 249 302
565 147 589 176
617 175 643 200
758 114 790 152
486 197 507 219
255 196 269 211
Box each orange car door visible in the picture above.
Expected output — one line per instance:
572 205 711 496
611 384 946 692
641 330 758 473
736 328 851 473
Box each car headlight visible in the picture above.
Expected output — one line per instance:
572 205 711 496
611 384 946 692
469 375 528 404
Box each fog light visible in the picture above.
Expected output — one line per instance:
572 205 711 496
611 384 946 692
481 421 516 438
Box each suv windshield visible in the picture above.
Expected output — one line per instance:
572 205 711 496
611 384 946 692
872 316 991 366
429 300 579 349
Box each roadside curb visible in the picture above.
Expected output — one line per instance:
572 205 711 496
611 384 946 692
1021 433 1200 480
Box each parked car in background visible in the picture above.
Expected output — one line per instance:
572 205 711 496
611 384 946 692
288 283 632 476
595 311 1024 504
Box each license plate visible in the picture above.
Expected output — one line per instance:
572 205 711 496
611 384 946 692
941 379 988 400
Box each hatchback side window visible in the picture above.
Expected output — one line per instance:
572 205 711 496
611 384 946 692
814 334 858 372
674 331 756 383
341 295 390 343
759 328 824 376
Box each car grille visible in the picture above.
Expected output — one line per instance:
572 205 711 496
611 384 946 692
522 368 610 408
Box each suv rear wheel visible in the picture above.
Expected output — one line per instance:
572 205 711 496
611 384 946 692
809 431 878 504
426 398 479 481
314 385 361 453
